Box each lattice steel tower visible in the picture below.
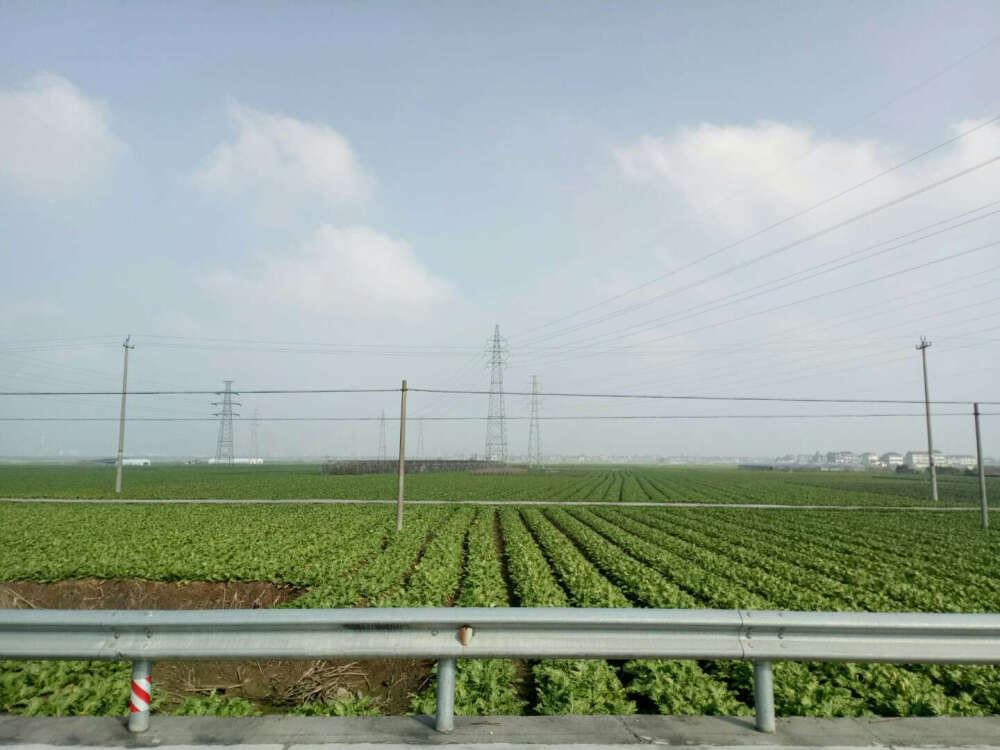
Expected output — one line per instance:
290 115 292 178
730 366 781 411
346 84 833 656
213 380 241 463
250 408 260 459
378 410 388 461
527 375 541 466
485 324 509 462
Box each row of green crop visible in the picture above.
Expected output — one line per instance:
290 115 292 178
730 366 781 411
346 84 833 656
8 463 997 505
522 508 749 715
495 508 635 714
3 501 1000 717
555 507 1000 716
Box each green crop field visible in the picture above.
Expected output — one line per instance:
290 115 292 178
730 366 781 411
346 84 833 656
0 463 997 505
2 476 1000 719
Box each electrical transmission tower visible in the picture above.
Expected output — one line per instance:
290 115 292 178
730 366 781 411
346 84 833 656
212 380 241 463
250 408 260 459
527 375 541 466
378 410 388 461
485 324 509 463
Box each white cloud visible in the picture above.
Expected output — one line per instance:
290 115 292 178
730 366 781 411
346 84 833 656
0 73 123 198
615 121 891 233
193 103 373 211
204 224 452 318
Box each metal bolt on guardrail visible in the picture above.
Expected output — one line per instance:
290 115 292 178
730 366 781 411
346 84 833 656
3 607 1000 734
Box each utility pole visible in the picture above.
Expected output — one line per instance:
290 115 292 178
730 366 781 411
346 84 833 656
974 403 988 530
527 375 542 467
916 337 938 501
396 380 407 531
114 335 135 494
485 324 509 463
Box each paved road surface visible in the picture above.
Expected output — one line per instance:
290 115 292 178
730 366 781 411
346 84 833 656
3 715 1000 748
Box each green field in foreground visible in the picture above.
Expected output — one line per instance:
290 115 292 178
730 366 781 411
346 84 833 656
1 501 999 718
0 463 995 505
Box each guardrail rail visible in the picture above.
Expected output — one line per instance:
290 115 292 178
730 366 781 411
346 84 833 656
3 607 1000 733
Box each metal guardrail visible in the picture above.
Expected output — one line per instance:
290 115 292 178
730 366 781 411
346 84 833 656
3 607 1000 734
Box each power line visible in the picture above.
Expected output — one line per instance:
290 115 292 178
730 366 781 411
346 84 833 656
0 388 399 396
513 238 1000 373
409 388 998 405
525 203 1000 361
1 412 992 422
1 385 995 405
704 322 1000 400
578 264 1000 397
517 121 1000 343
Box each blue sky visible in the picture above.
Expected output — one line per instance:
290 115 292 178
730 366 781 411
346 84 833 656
1 1 999 459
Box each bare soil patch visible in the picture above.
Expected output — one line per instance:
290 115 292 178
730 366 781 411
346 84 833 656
0 578 429 714
0 578 300 610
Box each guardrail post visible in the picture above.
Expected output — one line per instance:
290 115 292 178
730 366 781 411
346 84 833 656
753 660 775 733
128 659 152 732
435 657 456 732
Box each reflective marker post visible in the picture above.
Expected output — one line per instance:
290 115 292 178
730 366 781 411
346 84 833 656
128 659 151 732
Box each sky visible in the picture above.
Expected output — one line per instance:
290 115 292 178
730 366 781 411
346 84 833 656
1 0 999 460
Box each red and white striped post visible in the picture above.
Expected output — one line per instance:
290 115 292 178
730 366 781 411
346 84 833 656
128 659 152 732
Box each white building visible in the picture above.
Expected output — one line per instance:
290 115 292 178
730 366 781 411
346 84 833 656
880 452 904 467
121 458 151 467
904 452 977 469
905 451 934 468
826 451 857 465
946 455 977 469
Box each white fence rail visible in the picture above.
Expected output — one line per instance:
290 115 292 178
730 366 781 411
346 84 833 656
3 607 1000 734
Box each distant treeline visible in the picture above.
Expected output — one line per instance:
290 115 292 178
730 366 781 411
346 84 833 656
321 459 496 475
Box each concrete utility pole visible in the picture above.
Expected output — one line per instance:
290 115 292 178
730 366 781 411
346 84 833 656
916 337 938 501
974 403 988 530
114 335 135 494
396 380 408 532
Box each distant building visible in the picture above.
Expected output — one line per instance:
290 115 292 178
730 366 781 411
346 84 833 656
826 451 857 465
121 458 151 467
904 451 975 469
880 452 904 467
859 452 880 466
946 455 977 469
905 451 933 468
